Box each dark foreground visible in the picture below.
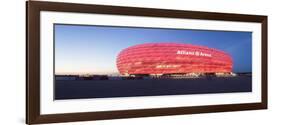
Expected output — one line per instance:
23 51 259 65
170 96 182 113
55 76 252 100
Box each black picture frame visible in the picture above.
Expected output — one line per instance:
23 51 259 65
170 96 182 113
26 1 267 124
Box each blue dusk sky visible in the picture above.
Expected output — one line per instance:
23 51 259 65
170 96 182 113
55 24 252 75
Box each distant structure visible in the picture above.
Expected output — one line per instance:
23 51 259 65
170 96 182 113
55 75 78 80
116 43 233 77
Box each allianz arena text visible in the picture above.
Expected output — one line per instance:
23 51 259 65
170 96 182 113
116 43 233 76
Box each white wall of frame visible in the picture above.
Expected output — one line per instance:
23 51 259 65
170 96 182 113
0 0 281 125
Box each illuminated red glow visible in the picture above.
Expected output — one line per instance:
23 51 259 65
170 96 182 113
116 43 233 75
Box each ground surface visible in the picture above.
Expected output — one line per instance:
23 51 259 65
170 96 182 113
55 76 252 100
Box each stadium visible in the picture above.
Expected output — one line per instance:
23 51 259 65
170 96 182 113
116 43 234 77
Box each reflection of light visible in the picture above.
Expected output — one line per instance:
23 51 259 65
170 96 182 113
156 65 180 68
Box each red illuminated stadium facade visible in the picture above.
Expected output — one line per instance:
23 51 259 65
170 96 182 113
116 43 233 77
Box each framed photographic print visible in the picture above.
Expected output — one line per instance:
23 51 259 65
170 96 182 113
26 1 268 124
